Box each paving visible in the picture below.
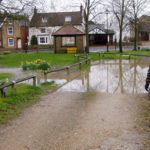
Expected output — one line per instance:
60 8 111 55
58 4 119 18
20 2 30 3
0 91 150 150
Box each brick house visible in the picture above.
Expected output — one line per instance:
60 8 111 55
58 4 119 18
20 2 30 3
0 17 28 50
53 23 85 53
29 6 84 47
130 15 150 43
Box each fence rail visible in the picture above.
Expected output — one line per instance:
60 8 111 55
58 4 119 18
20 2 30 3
44 58 91 82
0 75 36 97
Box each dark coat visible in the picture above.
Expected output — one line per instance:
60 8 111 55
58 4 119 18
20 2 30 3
146 66 150 84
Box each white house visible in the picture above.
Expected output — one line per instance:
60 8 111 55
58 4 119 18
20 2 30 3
29 6 84 46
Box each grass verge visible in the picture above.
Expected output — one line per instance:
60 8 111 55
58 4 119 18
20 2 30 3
0 81 57 125
0 73 12 84
0 50 148 68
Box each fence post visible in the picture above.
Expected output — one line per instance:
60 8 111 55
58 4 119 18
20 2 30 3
99 52 101 59
85 59 88 64
129 55 131 60
33 76 36 86
88 58 91 64
79 62 82 69
44 71 47 82
12 81 16 95
66 66 70 75
1 89 4 97
103 53 104 57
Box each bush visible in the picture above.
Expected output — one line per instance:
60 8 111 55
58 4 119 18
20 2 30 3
3 51 11 55
38 62 51 70
21 59 51 71
31 35 38 46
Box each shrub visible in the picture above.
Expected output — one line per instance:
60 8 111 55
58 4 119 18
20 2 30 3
31 35 38 46
38 62 51 70
22 63 28 71
21 59 51 71
3 51 11 55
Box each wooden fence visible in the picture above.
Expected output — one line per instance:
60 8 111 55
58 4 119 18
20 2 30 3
0 58 91 97
0 75 36 97
44 58 91 82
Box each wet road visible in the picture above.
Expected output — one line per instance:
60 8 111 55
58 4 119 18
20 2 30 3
0 91 150 150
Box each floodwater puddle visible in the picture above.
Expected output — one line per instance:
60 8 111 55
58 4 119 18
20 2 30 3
57 59 149 94
0 58 149 94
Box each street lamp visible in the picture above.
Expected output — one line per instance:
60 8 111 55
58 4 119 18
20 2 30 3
106 9 109 52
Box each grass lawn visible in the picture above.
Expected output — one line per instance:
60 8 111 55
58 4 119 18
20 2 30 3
0 52 76 67
0 50 149 68
0 73 12 84
0 81 57 125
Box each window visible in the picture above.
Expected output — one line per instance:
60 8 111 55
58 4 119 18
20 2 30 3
65 16 71 22
42 17 47 23
7 27 13 35
8 38 14 47
39 36 48 44
40 28 46 33
62 36 75 46
8 19 13 24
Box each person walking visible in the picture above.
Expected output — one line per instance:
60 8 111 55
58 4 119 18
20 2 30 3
145 66 150 91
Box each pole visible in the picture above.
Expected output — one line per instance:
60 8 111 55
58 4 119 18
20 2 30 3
106 9 109 52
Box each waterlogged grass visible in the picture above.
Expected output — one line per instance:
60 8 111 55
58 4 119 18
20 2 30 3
41 81 58 90
0 81 57 125
89 53 138 61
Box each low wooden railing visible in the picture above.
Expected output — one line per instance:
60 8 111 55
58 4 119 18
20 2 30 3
0 75 36 97
44 58 91 82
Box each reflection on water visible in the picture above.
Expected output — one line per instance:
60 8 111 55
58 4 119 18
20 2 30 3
57 59 149 94
0 59 149 94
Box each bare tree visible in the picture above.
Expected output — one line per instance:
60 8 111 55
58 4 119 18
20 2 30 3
129 0 148 51
81 0 103 53
111 0 130 53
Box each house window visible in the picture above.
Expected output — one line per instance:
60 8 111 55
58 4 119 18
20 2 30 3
39 36 48 44
65 16 71 22
40 28 46 33
62 36 75 46
7 27 13 35
8 19 13 24
42 17 47 23
8 38 14 47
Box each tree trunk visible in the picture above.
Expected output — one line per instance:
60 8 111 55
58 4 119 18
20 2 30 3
134 18 137 51
119 28 123 53
85 23 89 53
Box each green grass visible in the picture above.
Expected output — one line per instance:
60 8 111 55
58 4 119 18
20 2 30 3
0 50 148 68
0 52 76 67
89 53 138 61
0 81 57 125
0 73 11 80
0 73 12 84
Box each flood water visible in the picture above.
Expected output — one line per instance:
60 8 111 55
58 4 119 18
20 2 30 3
0 58 149 94
56 59 149 94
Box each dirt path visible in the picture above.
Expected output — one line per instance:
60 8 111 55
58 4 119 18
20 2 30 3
0 91 150 150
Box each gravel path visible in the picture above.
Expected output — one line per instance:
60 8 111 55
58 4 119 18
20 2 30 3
0 91 150 150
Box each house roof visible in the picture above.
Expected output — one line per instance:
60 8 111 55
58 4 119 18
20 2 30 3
30 11 82 27
52 23 84 36
88 24 115 34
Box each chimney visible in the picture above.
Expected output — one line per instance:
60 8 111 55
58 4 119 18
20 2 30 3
34 7 37 14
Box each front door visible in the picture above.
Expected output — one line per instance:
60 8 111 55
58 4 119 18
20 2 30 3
17 39 21 48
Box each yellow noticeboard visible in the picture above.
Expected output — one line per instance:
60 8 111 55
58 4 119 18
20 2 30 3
67 48 77 54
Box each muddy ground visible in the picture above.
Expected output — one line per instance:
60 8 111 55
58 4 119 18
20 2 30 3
0 91 150 150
